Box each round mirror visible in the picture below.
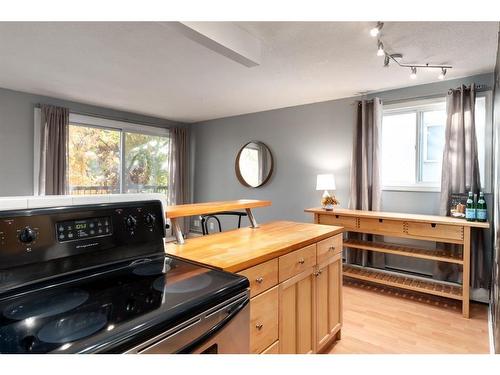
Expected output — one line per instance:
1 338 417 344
235 141 274 188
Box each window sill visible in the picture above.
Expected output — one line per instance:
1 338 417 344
382 185 441 193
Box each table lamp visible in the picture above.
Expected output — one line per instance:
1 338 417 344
316 174 339 211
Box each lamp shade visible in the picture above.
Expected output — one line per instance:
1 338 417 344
316 174 336 191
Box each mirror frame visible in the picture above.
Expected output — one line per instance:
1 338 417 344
235 141 274 188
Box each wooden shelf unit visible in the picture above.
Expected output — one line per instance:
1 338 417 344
343 239 463 265
305 207 490 318
343 264 463 301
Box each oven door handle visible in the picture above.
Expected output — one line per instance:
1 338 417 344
128 292 250 354
178 295 249 353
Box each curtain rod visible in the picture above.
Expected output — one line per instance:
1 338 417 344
372 85 491 106
354 98 382 105
34 104 178 129
447 83 491 94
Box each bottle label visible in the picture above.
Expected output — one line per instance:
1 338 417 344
465 208 476 220
476 209 487 221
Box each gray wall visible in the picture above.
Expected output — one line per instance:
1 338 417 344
192 73 494 226
192 96 356 227
0 87 185 197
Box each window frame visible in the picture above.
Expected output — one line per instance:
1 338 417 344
68 114 170 195
382 98 445 192
381 92 493 193
33 109 170 195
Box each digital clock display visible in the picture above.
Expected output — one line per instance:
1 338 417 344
56 216 112 242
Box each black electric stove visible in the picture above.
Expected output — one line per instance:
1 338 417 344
0 200 249 354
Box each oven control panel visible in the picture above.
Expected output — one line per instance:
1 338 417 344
0 200 165 273
56 216 113 242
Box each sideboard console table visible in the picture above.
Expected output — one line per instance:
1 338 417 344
305 208 489 318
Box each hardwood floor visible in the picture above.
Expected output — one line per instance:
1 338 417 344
328 279 490 354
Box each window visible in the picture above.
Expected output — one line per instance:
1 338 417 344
67 114 170 195
381 92 492 192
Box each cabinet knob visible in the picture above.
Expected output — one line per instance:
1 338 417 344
256 277 264 284
329 246 336 251
255 323 263 330
298 258 305 265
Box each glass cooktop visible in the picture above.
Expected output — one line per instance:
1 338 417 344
0 255 248 353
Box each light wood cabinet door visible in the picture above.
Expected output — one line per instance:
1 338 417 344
279 267 316 354
261 341 279 354
315 252 342 352
250 286 279 353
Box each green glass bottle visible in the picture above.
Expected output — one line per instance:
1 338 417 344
465 191 475 221
476 192 487 222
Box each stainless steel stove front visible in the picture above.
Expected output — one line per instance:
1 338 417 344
125 290 250 354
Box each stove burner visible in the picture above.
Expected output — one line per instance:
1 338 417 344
132 262 170 276
153 273 212 294
3 290 89 321
37 312 108 344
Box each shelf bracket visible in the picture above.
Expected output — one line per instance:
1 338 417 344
246 208 259 228
171 218 185 245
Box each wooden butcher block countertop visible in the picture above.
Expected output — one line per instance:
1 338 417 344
165 220 343 273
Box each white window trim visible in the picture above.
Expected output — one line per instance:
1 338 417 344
33 108 42 196
33 109 170 195
69 113 169 137
477 90 493 194
381 92 493 193
382 184 441 193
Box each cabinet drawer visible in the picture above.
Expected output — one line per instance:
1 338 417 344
318 214 357 229
238 259 278 298
317 234 343 264
406 222 464 242
250 286 279 354
279 244 316 282
358 218 404 235
261 341 279 354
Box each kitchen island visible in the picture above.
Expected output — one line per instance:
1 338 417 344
166 218 344 354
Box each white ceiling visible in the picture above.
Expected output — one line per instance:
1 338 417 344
0 22 497 123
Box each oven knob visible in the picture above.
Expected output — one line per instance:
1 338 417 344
126 299 136 312
144 213 156 228
21 335 37 352
19 227 37 244
125 216 137 231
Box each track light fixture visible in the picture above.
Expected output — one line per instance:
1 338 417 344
377 41 384 56
370 22 452 80
383 55 390 67
410 67 417 79
370 22 384 37
438 68 447 80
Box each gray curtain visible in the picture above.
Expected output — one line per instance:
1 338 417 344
438 84 488 288
38 105 69 195
347 98 384 267
168 127 191 234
